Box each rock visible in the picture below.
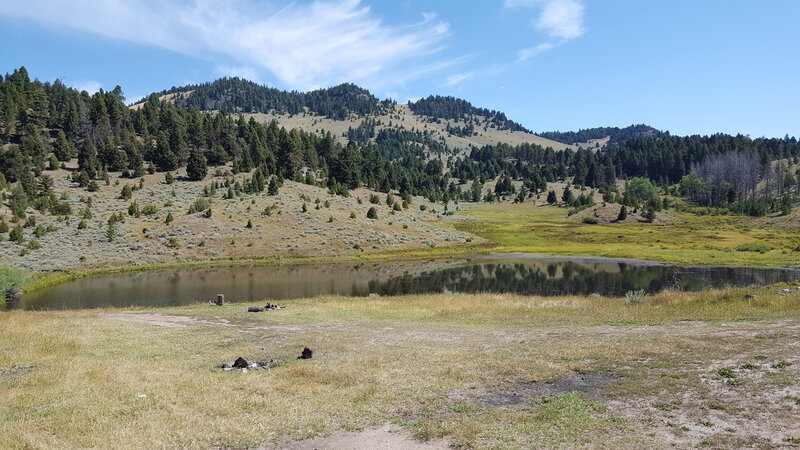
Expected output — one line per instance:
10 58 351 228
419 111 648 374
232 357 249 368
298 348 313 359
248 306 264 312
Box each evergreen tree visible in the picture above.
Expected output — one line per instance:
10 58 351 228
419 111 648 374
153 131 179 171
53 130 74 161
561 187 574 205
78 139 99 179
267 176 279 195
186 148 208 181
546 190 557 204
617 205 628 221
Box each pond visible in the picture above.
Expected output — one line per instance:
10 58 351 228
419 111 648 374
15 254 800 310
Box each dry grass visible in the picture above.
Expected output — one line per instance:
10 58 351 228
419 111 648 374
1 287 799 448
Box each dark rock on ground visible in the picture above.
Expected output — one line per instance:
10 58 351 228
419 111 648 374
232 357 250 368
298 348 313 359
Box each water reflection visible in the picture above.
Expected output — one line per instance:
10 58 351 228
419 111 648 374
16 255 800 310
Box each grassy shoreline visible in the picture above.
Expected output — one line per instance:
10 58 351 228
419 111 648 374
456 203 800 268
18 202 800 294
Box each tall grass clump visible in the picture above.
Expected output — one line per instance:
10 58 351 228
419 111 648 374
624 289 649 305
0 265 23 309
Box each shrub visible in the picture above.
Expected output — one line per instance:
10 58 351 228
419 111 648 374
624 289 649 305
716 368 736 378
617 205 628 221
581 216 598 224
120 184 133 200
366 207 378 219
141 204 159 215
27 239 41 250
0 265 22 307
128 202 140 217
9 226 24 244
188 198 211 214
735 241 774 253
166 237 179 248
369 194 380 204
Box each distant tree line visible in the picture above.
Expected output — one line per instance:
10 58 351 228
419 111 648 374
409 95 530 132
538 124 667 146
159 78 393 120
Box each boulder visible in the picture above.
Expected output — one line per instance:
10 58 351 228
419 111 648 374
232 357 249 368
298 347 313 359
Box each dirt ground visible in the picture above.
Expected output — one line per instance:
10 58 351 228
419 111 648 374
98 302 800 449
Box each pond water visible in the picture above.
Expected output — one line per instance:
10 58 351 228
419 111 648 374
15 254 800 310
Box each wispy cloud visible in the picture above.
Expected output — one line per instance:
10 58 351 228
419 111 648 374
443 71 475 87
70 80 102 94
0 0 452 91
505 0 586 61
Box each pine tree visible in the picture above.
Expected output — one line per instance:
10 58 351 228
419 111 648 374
53 130 74 161
78 139 99 179
366 206 378 219
267 176 279 195
153 131 179 171
186 148 207 181
617 205 628 221
561 187 574 205
546 190 557 204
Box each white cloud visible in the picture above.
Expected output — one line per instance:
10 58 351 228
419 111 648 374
70 80 102 94
0 0 452 91
442 71 475 87
215 65 262 83
516 42 554 62
535 0 585 40
505 0 586 61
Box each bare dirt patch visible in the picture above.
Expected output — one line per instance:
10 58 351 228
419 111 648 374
471 372 623 408
102 313 233 328
260 424 450 450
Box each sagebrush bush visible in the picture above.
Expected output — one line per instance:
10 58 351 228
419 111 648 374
624 289 649 305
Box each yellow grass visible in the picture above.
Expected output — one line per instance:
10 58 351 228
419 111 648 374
1 287 798 448
457 203 800 267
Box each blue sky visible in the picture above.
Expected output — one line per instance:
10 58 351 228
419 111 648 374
1 0 798 138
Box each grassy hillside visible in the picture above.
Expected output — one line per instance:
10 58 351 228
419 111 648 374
243 103 575 154
0 160 469 272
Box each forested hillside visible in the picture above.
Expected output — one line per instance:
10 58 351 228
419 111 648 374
159 78 392 120
538 124 667 146
409 95 530 133
1 66 798 225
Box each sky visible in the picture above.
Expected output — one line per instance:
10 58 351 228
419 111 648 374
1 0 798 138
